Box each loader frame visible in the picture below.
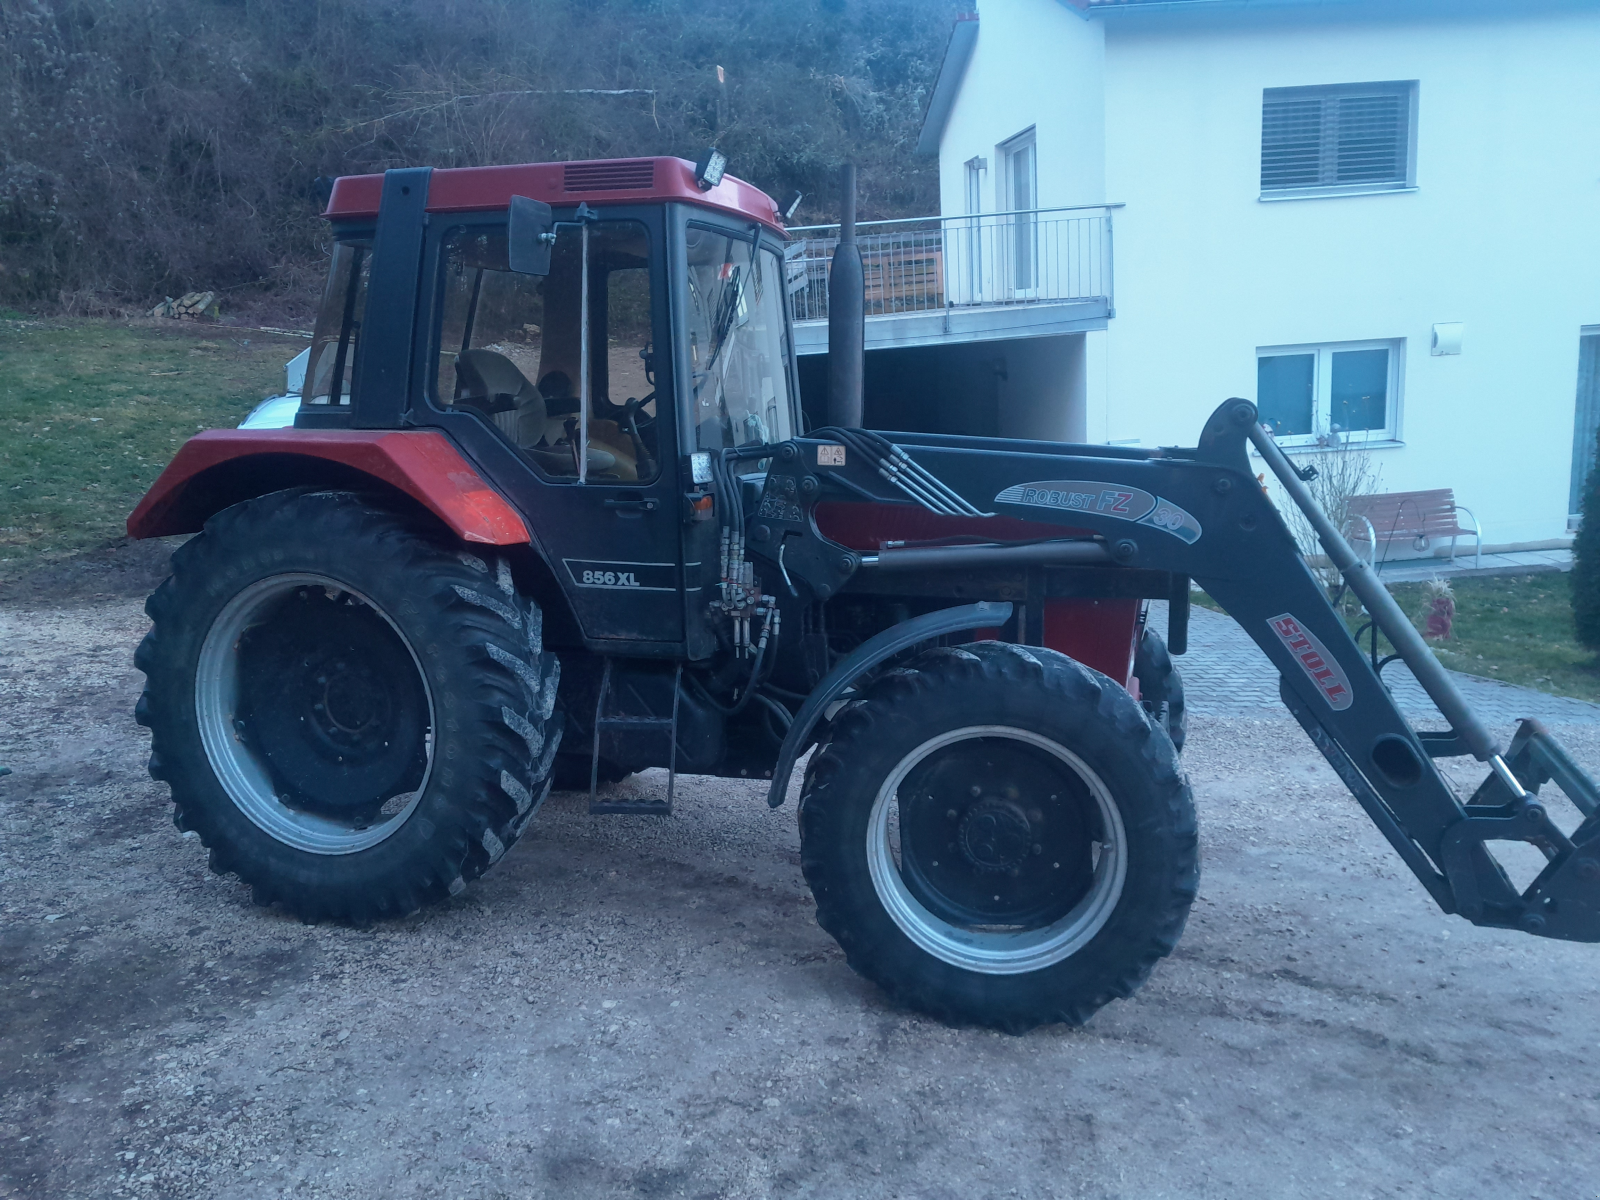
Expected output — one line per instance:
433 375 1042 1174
747 401 1600 943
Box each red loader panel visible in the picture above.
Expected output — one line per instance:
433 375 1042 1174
813 500 1093 549
815 502 1141 686
1043 598 1141 686
127 429 530 546
969 600 1140 685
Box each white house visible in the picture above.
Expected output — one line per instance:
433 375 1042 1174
913 0 1600 551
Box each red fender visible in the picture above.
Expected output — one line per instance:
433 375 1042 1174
127 428 531 546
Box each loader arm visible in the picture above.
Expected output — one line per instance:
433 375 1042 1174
757 400 1600 943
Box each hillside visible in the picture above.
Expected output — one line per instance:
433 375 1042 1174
0 0 958 318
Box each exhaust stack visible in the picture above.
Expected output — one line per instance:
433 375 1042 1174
827 163 865 429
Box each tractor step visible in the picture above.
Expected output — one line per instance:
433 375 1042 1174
588 658 681 816
588 798 674 816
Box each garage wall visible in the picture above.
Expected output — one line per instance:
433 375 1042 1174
799 335 1085 442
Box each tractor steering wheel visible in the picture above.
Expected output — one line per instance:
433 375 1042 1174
597 392 657 479
598 392 657 433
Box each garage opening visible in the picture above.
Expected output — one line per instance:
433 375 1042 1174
798 333 1086 444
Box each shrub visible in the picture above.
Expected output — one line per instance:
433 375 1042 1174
1571 423 1600 649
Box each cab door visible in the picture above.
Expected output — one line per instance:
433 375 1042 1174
415 208 686 650
531 217 682 645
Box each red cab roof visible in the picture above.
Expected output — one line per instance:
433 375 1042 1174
324 156 786 233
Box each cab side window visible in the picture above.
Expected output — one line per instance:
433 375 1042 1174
432 221 658 484
303 238 371 408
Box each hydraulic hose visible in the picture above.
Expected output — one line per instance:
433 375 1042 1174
687 620 773 719
812 426 992 518
751 691 795 733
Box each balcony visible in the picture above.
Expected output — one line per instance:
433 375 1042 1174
785 204 1118 355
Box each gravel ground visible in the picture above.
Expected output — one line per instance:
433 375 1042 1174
3 544 1599 1200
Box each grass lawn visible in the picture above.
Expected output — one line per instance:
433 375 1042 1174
1198 572 1599 703
1380 573 1596 701
0 317 306 573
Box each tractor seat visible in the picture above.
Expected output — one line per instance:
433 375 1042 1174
454 349 538 440
452 351 615 475
455 348 537 407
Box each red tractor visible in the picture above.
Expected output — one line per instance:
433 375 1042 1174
130 155 1600 1032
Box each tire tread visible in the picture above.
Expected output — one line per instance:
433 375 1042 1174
135 488 560 923
799 641 1198 1032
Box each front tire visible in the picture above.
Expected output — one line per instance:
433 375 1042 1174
1135 627 1187 753
134 489 561 922
799 641 1197 1032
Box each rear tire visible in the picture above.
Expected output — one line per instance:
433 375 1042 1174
799 641 1197 1032
134 489 561 922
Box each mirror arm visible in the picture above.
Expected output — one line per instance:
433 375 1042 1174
508 199 595 276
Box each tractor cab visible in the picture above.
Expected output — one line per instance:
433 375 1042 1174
297 158 800 657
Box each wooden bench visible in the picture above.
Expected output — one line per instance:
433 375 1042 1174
1345 488 1482 570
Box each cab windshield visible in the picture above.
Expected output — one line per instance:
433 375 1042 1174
684 224 795 452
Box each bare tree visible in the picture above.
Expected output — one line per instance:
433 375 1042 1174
1284 432 1383 616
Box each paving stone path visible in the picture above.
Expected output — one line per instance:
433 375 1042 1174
1153 601 1600 726
1372 546 1570 584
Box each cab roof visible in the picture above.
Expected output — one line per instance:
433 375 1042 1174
323 156 786 234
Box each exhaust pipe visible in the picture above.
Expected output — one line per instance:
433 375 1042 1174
827 163 865 429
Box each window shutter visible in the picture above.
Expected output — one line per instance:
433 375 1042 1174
1261 97 1324 189
1261 84 1412 192
1332 94 1406 184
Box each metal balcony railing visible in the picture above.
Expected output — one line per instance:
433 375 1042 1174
785 204 1118 324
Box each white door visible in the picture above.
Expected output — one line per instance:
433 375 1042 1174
962 156 986 304
1001 132 1037 296
1571 328 1600 519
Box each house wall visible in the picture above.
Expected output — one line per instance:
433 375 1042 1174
938 0 1600 548
998 334 1087 442
936 0 1106 217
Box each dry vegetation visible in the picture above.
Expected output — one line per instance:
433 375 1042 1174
1 0 956 319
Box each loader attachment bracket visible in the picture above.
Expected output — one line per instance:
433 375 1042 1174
745 442 861 601
1201 396 1600 944
1444 718 1600 940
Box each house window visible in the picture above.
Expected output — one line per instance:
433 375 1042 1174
1256 340 1402 445
999 129 1037 292
1261 82 1417 197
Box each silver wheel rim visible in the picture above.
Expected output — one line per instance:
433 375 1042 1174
195 573 433 855
866 725 1127 975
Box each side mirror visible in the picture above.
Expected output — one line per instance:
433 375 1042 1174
508 195 555 275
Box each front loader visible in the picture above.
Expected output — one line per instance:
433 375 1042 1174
129 156 1600 1032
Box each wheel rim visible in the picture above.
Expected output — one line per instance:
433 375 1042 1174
866 725 1127 975
195 573 434 855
